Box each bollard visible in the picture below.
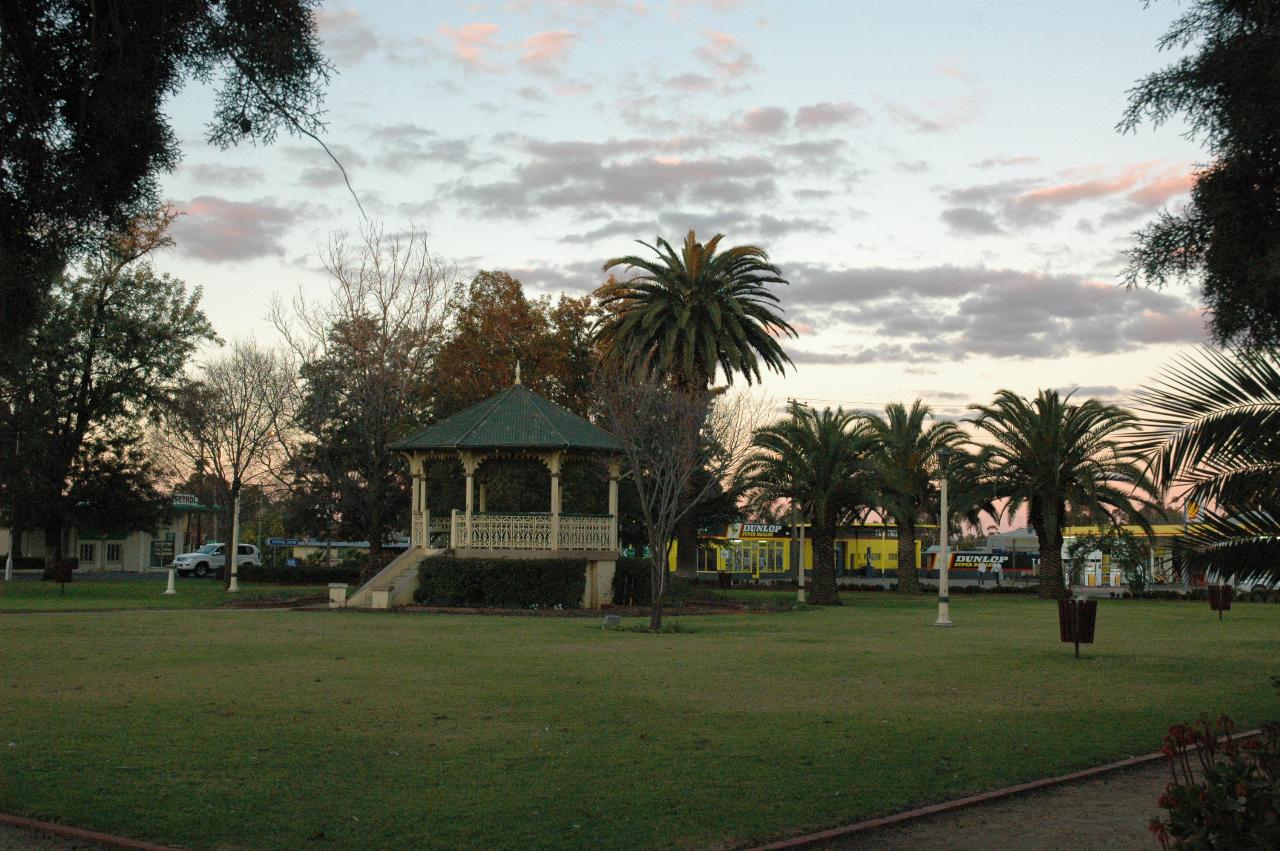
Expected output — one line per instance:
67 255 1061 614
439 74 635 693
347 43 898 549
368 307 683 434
163 567 177 595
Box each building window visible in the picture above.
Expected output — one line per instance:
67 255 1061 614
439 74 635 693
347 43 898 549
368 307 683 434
106 543 122 563
79 543 95 564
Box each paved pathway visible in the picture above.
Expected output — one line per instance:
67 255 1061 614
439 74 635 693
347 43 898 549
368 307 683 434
828 760 1168 850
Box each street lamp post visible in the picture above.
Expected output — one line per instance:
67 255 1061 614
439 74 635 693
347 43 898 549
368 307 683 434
935 447 954 627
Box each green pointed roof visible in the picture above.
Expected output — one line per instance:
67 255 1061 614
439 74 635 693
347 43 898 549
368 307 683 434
390 384 624 453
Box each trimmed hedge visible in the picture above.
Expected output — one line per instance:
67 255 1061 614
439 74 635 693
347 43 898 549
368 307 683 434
0 555 53 571
236 564 361 585
414 556 586 608
611 557 654 606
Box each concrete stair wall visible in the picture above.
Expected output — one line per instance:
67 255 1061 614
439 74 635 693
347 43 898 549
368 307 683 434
346 547 441 609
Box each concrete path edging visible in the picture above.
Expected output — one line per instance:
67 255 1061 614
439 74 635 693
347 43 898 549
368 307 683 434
0 812 179 850
747 729 1262 850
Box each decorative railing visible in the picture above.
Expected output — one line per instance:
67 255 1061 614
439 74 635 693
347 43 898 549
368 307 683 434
450 511 615 551
559 514 614 550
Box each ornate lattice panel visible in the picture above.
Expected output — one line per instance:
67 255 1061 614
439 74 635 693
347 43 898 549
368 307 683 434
558 515 613 550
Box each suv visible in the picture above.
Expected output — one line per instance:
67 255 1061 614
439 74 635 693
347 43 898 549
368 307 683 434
172 543 260 578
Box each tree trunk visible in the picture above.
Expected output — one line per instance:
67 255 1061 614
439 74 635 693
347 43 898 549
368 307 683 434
1035 502 1068 600
674 513 699 577
364 502 384 584
649 555 666 631
808 521 839 605
896 516 920 594
42 515 66 579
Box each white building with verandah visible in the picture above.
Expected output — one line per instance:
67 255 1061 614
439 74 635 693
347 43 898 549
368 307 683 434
344 375 625 609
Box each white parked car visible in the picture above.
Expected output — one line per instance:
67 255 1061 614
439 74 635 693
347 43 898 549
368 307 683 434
172 543 260 578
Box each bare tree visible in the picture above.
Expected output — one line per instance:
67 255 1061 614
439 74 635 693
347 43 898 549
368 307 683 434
271 223 457 580
599 368 762 631
165 341 295 589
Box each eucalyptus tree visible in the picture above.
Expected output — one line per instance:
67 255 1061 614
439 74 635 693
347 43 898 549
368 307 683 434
740 403 875 605
595 230 796 573
863 402 965 594
970 390 1158 599
1134 346 1280 582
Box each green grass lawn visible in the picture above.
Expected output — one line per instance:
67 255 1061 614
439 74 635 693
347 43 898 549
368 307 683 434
0 596 1276 850
0 578 328 611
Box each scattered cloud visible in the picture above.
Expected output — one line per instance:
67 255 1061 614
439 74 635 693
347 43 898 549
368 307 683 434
942 163 1195 231
941 206 1003 235
795 101 869 129
733 106 789 135
779 263 1206 364
170 196 299 263
974 154 1040 169
183 163 266 189
315 2 382 66
887 97 979 133
368 124 492 173
287 144 368 189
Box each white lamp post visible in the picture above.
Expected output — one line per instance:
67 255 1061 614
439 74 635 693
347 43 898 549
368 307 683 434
934 447 954 627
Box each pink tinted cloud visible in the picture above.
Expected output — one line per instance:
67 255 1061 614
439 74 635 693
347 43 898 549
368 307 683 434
520 30 579 71
1134 307 1208 344
1128 170 1195 207
1015 163 1152 208
170 196 295 263
438 22 501 70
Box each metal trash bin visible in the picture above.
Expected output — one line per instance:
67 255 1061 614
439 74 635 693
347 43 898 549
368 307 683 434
1058 598 1098 657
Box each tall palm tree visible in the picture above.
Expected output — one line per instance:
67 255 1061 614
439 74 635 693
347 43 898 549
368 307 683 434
595 230 796 574
1134 346 1280 582
740 403 875 605
595 230 796 392
863 401 965 594
971 389 1158 600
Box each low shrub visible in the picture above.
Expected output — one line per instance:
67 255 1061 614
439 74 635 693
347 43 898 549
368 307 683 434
0 555 47 571
1149 708 1280 849
414 556 586 608
237 564 361 585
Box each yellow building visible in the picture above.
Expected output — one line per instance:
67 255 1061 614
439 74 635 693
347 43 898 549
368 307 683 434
1062 523 1192 587
669 521 932 579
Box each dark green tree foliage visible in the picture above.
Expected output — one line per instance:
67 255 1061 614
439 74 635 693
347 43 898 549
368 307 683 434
740 403 875 605
0 0 330 362
1121 0 1280 348
0 241 216 567
1135 346 1280 581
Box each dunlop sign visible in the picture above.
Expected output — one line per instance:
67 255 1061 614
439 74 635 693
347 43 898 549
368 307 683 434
950 553 1010 570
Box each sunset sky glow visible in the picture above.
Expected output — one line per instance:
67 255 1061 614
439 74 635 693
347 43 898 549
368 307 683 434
155 0 1208 418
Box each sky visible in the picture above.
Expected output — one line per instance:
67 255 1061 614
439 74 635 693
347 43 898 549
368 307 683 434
154 0 1209 419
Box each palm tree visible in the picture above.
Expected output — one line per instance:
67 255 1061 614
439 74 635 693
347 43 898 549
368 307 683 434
595 230 796 392
1134 346 1280 582
740 402 874 605
596 230 796 574
863 401 965 594
971 389 1158 600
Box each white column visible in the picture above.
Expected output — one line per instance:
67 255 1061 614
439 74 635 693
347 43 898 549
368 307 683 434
608 461 620 550
458 451 482 549
547 452 562 550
